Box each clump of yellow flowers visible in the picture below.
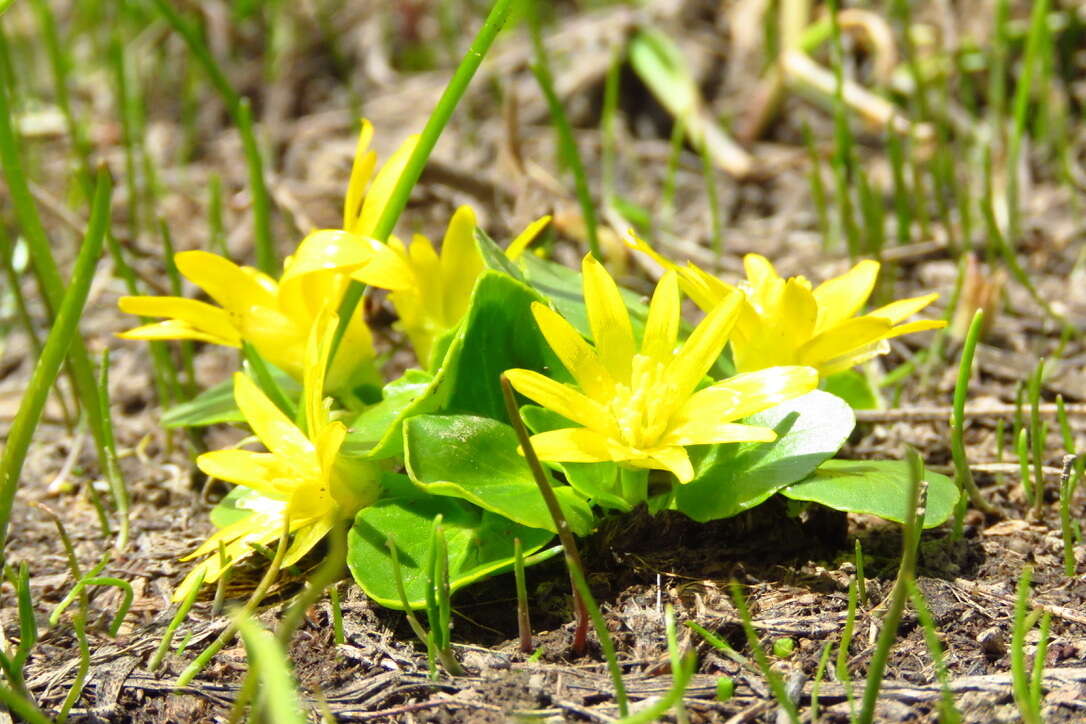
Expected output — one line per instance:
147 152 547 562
628 234 946 377
118 114 950 608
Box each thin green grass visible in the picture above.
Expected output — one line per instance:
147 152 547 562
0 169 111 553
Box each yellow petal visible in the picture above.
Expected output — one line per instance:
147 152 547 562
195 450 292 499
624 231 678 272
663 421 777 448
667 366 818 441
175 251 276 312
641 270 680 362
504 369 615 434
812 260 879 333
117 319 238 347
665 289 742 400
233 372 317 471
118 296 240 344
527 427 620 464
352 240 414 291
352 133 421 238
181 510 281 562
304 311 337 439
281 230 374 283
439 207 482 322
582 254 636 383
867 292 940 325
282 515 336 567
642 446 694 483
343 119 376 229
743 254 781 289
505 215 552 261
778 278 817 345
796 317 893 369
677 264 734 313
316 421 347 479
407 234 442 314
530 302 613 400
885 318 946 338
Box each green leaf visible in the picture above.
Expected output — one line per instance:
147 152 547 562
341 369 435 458
672 391 855 522
343 269 561 458
781 459 960 529
520 405 630 511
348 474 558 609
822 370 881 410
474 227 525 281
403 414 595 535
162 372 299 428
440 270 561 420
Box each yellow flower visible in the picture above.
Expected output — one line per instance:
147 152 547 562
118 119 417 395
628 235 946 377
173 315 378 601
505 255 818 483
351 207 550 365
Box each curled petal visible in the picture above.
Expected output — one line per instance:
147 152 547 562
811 260 879 333
867 292 940 325
505 216 552 261
117 319 238 347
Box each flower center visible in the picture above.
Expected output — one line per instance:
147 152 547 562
610 354 677 450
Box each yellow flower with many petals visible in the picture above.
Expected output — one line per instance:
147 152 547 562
119 119 417 396
173 315 379 601
628 235 946 377
504 255 818 484
351 208 551 365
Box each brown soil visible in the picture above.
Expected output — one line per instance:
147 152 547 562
2 1 1085 721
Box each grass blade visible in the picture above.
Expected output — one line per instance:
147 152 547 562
0 168 111 553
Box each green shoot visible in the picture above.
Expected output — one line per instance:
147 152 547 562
854 538 867 606
951 309 997 534
906 580 961 724
1011 566 1043 724
567 560 629 718
856 447 926 724
514 537 532 653
729 582 799 724
97 350 129 550
177 520 291 687
0 169 111 554
150 570 204 672
528 2 601 260
809 641 833 722
501 374 589 653
330 0 518 364
1027 359 1046 516
235 613 308 724
149 0 276 275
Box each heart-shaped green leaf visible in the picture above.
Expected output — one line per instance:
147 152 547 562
821 370 881 410
781 459 960 528
403 414 595 535
672 390 855 522
347 474 558 610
